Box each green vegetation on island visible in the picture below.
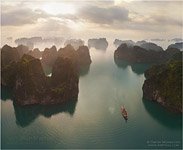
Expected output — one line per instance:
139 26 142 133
143 52 182 113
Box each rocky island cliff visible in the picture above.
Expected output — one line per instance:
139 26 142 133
142 52 182 113
2 54 79 106
64 39 85 50
1 44 92 106
42 44 92 71
114 43 181 64
88 38 108 50
42 45 58 66
1 45 20 68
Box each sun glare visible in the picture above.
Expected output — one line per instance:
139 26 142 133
42 3 76 15
114 0 133 5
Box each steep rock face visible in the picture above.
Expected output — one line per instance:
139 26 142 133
28 48 42 59
165 47 181 59
138 42 163 51
1 62 17 87
41 44 92 73
50 57 79 102
42 45 58 66
136 40 146 46
1 44 20 68
58 44 78 63
166 47 180 54
58 44 92 71
88 38 108 50
16 45 29 58
2 53 79 106
58 44 92 76
64 39 84 50
113 39 135 47
142 57 182 113
113 39 163 51
77 46 92 67
1 44 90 106
114 43 180 63
14 54 47 105
167 42 183 51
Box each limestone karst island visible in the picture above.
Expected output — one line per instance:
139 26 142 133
1 0 182 149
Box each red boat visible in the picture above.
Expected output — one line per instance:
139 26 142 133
121 106 128 120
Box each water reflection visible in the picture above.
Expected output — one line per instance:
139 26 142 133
114 57 152 75
1 84 78 127
1 85 13 101
142 98 182 129
13 100 77 127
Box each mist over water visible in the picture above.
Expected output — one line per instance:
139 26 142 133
1 0 182 148
1 44 182 149
1 37 180 50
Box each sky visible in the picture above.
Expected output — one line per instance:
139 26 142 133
1 0 183 46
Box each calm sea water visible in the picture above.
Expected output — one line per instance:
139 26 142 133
1 45 182 149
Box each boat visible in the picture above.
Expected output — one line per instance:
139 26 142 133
121 106 128 120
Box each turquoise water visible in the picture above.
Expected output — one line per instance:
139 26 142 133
1 46 182 149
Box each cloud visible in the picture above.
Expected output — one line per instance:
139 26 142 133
1 4 48 26
2 1 181 32
36 18 71 33
73 3 182 33
152 15 182 27
77 5 129 25
1 0 182 40
129 11 182 27
56 14 80 22
117 11 183 32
